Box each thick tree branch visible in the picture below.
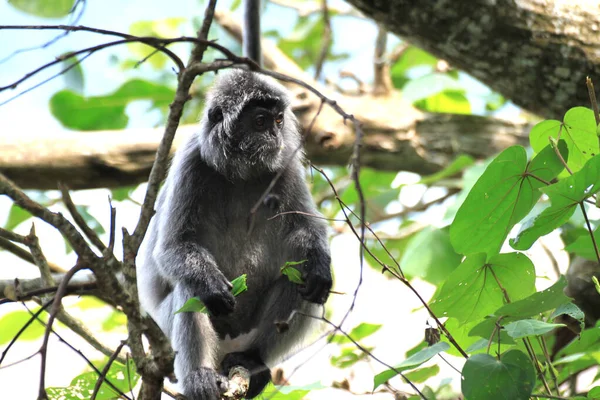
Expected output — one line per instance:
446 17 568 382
346 0 600 119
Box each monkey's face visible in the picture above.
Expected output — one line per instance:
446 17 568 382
208 99 289 175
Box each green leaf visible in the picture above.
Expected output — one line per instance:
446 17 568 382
430 253 536 324
529 107 598 173
512 154 600 250
403 365 440 383
101 310 127 332
175 275 247 314
230 274 248 296
128 19 186 69
390 46 437 88
50 79 175 130
402 73 464 103
60 54 84 92
495 276 571 318
257 382 323 400
418 155 474 186
47 359 139 400
330 322 382 344
461 350 535 400
468 317 516 345
110 186 136 202
550 303 585 331
175 297 208 314
414 90 471 114
373 342 449 389
566 226 600 261
4 204 32 230
504 319 565 339
588 386 600 399
0 310 46 345
399 227 462 285
330 346 370 368
76 206 105 235
280 261 306 284
450 145 563 258
8 0 75 18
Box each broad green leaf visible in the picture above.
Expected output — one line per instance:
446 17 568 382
74 296 107 310
566 226 600 261
399 227 462 285
403 365 440 383
280 261 305 284
50 79 175 130
110 186 136 202
495 276 571 318
441 318 482 357
8 0 74 18
414 90 471 114
430 253 536 324
461 350 535 400
504 319 565 339
128 19 186 69
530 107 598 173
450 145 563 258
512 154 600 250
418 155 474 185
330 323 382 344
47 359 139 400
0 310 45 344
373 342 449 389
4 204 31 230
556 326 600 358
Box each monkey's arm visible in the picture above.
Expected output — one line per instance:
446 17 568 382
283 184 332 305
155 235 236 316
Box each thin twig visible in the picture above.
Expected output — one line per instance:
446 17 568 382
91 341 127 400
313 0 331 80
60 184 107 253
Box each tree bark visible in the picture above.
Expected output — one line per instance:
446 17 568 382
346 0 600 120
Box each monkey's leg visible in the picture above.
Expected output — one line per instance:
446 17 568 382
170 285 227 400
221 350 271 398
221 277 315 398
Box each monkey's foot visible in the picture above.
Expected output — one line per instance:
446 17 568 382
183 367 229 400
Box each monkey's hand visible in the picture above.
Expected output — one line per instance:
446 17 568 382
183 367 229 400
186 269 236 316
298 251 332 305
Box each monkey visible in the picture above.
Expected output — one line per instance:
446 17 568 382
136 69 332 399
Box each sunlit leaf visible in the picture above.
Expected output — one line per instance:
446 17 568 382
529 107 598 173
8 0 75 18
566 226 600 261
402 73 464 104
414 90 471 114
450 144 564 258
280 261 306 284
430 253 536 324
128 18 186 68
4 204 32 230
418 155 474 185
50 79 175 130
330 322 382 344
511 153 600 250
0 310 45 345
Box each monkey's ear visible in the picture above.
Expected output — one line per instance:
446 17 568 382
208 106 224 124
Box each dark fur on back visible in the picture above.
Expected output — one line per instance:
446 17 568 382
137 69 331 400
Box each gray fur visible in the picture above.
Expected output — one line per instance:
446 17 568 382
137 69 332 400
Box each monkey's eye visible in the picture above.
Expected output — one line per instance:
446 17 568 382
275 113 284 126
255 114 266 128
